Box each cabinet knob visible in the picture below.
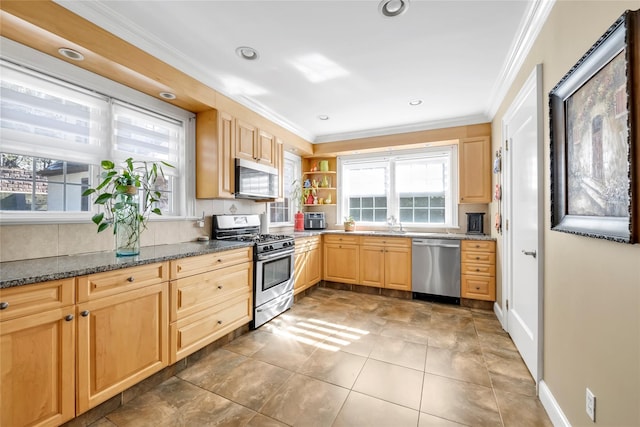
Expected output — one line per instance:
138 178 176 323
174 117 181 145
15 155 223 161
127 276 135 282
217 258 223 263
64 314 74 321
177 265 182 272
0 302 8 310
217 320 223 325
81 310 90 317
217 285 223 290
475 287 480 290
476 257 480 260
476 268 480 272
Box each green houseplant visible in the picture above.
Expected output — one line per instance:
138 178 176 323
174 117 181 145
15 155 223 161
344 216 356 232
82 158 173 256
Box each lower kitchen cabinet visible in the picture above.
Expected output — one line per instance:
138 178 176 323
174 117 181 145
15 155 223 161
0 279 76 427
359 236 412 291
461 240 496 301
169 249 253 363
76 280 169 413
294 236 322 294
323 234 359 284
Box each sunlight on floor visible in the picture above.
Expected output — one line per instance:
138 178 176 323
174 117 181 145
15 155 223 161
264 314 370 352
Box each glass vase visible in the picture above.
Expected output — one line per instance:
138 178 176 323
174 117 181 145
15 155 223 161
114 186 140 257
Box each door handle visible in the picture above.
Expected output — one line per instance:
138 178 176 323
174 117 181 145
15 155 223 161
522 249 537 258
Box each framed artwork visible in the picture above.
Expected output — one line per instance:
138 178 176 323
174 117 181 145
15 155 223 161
550 9 639 243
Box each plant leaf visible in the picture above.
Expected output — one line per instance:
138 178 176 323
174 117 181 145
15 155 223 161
95 193 113 204
152 208 162 215
82 188 96 196
101 160 115 170
97 222 110 233
95 177 112 191
126 158 134 171
91 213 104 225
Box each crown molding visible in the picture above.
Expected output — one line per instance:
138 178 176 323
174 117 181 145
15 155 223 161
484 0 556 120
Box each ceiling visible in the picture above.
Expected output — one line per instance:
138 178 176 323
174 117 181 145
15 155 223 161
55 0 546 144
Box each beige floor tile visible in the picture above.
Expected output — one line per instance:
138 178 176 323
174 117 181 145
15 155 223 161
246 413 290 427
333 391 420 427
369 335 428 371
495 389 553 427
425 347 492 387
250 330 318 371
418 412 468 426
477 330 518 352
88 418 117 427
352 359 424 410
380 319 430 344
260 373 348 427
338 331 379 357
212 358 293 410
421 373 502 427
223 330 278 356
176 348 248 390
428 327 481 354
297 347 367 388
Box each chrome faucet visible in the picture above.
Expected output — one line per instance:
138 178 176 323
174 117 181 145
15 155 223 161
387 216 403 233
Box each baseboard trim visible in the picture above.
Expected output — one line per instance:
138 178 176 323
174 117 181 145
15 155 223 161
539 380 571 427
493 301 506 329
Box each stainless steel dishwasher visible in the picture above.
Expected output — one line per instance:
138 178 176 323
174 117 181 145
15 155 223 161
412 238 461 304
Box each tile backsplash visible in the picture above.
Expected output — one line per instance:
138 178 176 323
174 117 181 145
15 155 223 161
0 199 266 262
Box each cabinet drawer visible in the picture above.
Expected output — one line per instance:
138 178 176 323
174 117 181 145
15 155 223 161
461 275 496 301
461 262 496 277
170 262 252 322
77 263 168 302
360 236 411 247
462 240 495 252
170 293 251 362
323 234 359 245
461 251 496 265
170 247 252 279
0 279 75 321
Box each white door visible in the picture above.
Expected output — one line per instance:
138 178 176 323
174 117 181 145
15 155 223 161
502 65 543 384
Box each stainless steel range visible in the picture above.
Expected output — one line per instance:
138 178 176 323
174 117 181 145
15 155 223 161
212 214 295 329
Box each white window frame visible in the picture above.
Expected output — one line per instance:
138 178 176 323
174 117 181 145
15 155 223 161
269 150 301 226
337 146 458 228
0 37 195 224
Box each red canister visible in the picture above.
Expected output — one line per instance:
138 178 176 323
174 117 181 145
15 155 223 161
294 211 304 231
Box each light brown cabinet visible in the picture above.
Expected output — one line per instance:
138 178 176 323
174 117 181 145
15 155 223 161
235 119 276 167
461 240 496 301
169 247 253 363
359 236 412 291
76 264 170 413
300 157 337 206
196 109 235 199
459 137 491 204
0 279 76 427
323 234 360 284
294 236 322 295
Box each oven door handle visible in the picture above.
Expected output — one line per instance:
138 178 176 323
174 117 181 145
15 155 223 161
257 248 295 261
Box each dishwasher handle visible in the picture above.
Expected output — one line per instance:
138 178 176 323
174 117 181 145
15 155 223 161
412 239 460 249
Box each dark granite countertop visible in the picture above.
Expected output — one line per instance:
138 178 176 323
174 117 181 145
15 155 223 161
299 230 495 241
0 240 253 289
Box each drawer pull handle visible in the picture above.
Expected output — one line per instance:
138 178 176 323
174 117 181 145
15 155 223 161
475 287 480 290
217 259 223 263
64 314 74 321
475 257 480 260
127 276 135 282
0 302 8 310
217 285 223 290
81 310 90 317
217 320 223 325
177 265 182 272
476 268 480 272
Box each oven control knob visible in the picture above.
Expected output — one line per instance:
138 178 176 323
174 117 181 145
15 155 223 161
268 245 274 251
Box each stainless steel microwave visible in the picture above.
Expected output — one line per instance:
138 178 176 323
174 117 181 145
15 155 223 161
235 158 279 200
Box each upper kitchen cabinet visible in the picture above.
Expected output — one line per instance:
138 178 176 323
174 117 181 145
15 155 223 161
301 157 337 206
459 137 491 204
235 119 276 167
196 110 235 199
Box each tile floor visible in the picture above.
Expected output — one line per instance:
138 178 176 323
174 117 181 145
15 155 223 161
90 288 552 427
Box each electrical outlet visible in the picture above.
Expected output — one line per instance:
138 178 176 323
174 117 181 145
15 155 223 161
586 388 596 422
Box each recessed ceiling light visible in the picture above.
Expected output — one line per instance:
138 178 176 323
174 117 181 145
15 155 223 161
236 46 259 60
409 99 423 106
378 0 410 17
318 115 330 121
159 92 176 100
58 48 84 61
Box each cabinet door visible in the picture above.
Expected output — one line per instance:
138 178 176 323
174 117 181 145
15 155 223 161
293 249 307 295
275 137 285 199
459 137 491 203
257 129 276 167
77 283 169 413
323 243 359 284
384 246 412 291
306 242 322 287
195 109 235 199
1 308 75 427
359 245 385 288
235 119 257 161
219 111 235 196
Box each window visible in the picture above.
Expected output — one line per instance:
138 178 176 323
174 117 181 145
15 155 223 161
270 151 301 224
339 146 458 227
0 58 191 220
